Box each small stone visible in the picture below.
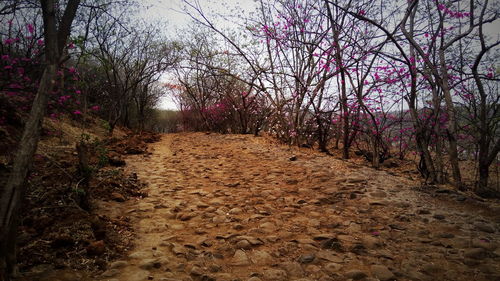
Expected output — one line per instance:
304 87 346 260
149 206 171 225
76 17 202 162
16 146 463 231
212 216 226 224
370 265 395 281
344 270 367 280
370 191 387 198
289 156 297 161
417 209 431 215
437 233 455 239
280 262 304 278
362 236 381 249
229 207 243 215
236 240 252 250
433 214 446 220
233 224 245 230
324 263 342 273
464 248 487 260
139 259 161 270
422 263 443 275
263 268 287 281
259 222 276 233
109 260 128 269
190 266 203 276
475 223 496 233
111 192 126 202
251 250 273 265
389 224 406 231
232 250 251 266
178 212 196 221
208 264 222 272
471 238 497 251
170 224 184 230
298 254 315 264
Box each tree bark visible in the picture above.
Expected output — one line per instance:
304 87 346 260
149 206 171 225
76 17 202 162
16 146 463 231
439 49 462 189
0 1 80 279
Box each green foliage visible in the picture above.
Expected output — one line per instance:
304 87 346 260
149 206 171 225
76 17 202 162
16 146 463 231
79 133 109 170
101 120 112 132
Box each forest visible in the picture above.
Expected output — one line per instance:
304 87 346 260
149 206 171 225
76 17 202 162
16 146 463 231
0 0 499 281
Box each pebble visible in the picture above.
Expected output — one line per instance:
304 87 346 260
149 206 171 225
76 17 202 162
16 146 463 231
475 223 496 233
280 262 304 278
251 250 273 265
263 268 287 281
324 262 342 273
471 238 497 251
190 266 203 276
362 236 381 249
433 214 446 220
139 259 161 270
422 263 443 275
370 265 395 281
298 254 315 264
232 250 251 266
109 260 128 269
236 239 252 250
344 270 368 280
464 248 487 260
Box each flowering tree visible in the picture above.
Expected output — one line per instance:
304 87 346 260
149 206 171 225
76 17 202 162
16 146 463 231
0 1 81 279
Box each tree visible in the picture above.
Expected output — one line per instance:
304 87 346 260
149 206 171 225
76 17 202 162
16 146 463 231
0 1 81 279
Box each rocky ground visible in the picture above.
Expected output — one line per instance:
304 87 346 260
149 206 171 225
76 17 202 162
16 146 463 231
95 133 499 281
17 132 500 281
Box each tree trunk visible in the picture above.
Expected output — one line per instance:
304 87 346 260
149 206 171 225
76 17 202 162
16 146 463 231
0 1 80 279
0 64 57 281
431 87 445 184
439 49 462 189
372 136 380 169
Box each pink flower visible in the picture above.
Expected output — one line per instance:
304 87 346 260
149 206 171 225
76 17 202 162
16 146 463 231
1 54 9 61
37 39 44 46
91 105 100 111
359 9 366 16
73 110 82 115
4 38 15 45
27 24 34 34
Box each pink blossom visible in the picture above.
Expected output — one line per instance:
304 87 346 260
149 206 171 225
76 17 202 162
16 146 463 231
73 110 82 115
37 39 44 46
4 38 15 45
91 105 100 111
27 24 34 34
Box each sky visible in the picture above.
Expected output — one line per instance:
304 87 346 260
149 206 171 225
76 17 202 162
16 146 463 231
138 0 258 110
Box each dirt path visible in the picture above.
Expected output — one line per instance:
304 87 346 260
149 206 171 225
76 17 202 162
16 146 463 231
96 133 499 281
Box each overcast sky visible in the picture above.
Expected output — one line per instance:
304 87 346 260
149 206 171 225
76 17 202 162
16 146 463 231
137 0 257 110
